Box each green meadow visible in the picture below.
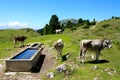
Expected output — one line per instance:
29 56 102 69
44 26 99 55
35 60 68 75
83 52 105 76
0 18 120 80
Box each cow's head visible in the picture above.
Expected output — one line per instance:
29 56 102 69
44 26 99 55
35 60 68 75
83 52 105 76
56 39 62 45
103 39 112 48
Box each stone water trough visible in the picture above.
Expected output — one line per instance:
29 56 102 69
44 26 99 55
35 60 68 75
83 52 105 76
28 42 43 49
6 42 43 72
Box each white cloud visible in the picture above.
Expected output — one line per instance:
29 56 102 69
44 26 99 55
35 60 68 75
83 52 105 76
0 21 30 29
0 23 6 26
8 21 28 27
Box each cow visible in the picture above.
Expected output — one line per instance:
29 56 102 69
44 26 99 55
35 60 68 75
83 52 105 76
53 39 64 60
79 39 112 63
55 29 63 34
14 36 27 48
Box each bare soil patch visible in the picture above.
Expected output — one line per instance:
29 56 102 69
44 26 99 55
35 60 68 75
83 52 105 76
1 46 55 80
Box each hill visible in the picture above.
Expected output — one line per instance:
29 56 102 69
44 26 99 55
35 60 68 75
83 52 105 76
0 28 40 58
0 28 40 43
59 18 78 25
0 18 120 80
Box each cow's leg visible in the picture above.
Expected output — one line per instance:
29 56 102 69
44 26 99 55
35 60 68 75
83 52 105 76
14 39 16 48
56 50 59 60
96 50 100 62
22 42 24 47
80 49 86 63
80 50 83 62
20 41 24 47
56 49 62 60
59 49 62 60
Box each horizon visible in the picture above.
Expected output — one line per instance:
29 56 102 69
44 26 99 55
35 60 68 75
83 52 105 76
0 0 120 30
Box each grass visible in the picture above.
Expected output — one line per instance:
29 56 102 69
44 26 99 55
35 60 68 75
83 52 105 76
1 18 120 79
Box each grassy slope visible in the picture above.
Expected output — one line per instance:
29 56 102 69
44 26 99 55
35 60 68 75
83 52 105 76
0 28 40 58
0 18 120 80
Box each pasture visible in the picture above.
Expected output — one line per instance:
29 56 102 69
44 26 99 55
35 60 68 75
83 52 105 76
0 19 120 80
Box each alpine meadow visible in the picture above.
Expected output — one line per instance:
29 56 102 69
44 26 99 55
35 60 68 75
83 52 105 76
0 16 120 80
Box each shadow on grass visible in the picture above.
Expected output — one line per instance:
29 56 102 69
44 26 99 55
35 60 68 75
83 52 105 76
31 54 46 73
86 59 109 64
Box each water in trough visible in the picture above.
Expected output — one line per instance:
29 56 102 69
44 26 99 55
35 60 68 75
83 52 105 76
12 49 37 59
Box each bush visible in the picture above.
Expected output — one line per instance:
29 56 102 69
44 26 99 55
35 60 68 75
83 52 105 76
102 24 110 28
70 27 76 32
83 24 90 29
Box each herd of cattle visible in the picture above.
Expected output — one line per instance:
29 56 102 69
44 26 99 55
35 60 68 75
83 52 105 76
13 36 112 63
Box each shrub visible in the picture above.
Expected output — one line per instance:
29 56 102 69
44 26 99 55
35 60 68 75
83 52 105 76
102 24 110 28
83 24 90 29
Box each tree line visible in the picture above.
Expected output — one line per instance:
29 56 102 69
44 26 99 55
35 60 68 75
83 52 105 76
37 14 96 35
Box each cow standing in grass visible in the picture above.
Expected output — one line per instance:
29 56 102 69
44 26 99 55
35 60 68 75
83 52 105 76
53 39 64 60
79 39 112 63
55 29 63 34
14 36 27 48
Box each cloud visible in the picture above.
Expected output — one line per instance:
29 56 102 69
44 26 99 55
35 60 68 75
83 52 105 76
0 21 30 29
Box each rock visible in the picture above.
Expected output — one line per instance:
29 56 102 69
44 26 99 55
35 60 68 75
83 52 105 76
71 67 74 71
92 65 98 70
107 72 114 76
104 68 117 76
4 72 16 76
56 63 67 73
104 68 110 72
94 77 99 80
47 72 54 79
0 64 2 70
90 55 95 60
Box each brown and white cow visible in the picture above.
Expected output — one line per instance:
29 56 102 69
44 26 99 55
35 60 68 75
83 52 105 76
79 39 112 63
14 36 27 48
53 39 64 60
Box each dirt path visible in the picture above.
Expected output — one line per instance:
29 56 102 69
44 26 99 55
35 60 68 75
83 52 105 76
1 46 56 80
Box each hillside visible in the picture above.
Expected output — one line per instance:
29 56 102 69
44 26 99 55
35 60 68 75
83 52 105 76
59 18 78 25
0 28 41 42
0 18 120 80
0 28 40 58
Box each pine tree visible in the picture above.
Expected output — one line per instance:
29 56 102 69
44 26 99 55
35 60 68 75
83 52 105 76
49 15 61 34
44 24 49 35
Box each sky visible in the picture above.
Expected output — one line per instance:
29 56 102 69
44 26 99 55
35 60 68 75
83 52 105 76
0 0 120 30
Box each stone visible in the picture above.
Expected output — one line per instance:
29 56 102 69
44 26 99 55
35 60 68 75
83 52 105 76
56 63 67 73
47 72 54 79
90 55 95 60
92 65 98 70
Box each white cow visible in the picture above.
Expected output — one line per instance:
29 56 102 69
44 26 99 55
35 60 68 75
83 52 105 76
53 39 64 60
55 29 63 34
80 39 112 63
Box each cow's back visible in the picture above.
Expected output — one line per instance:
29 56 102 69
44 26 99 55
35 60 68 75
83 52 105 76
14 36 26 42
80 39 93 49
91 39 104 50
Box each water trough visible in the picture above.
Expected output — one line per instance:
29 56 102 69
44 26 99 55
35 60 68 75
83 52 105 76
6 42 43 72
28 42 43 49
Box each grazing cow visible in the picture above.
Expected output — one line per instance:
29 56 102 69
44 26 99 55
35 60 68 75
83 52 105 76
79 39 112 63
14 36 27 48
55 29 63 34
53 39 64 60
